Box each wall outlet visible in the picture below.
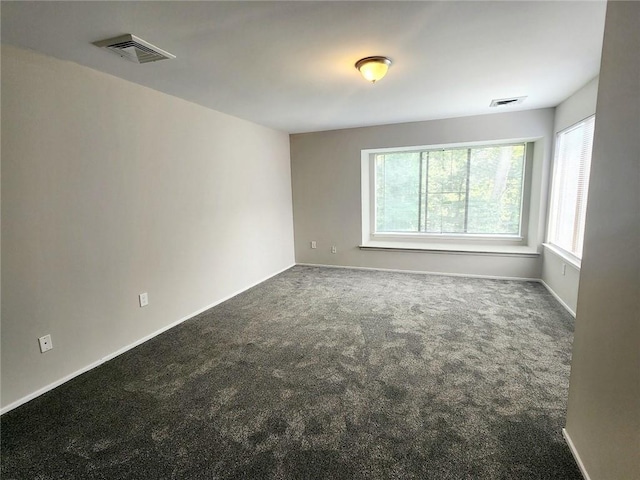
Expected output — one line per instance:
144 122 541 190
311 241 317 249
331 246 337 254
38 334 53 353
139 292 149 307
562 263 567 276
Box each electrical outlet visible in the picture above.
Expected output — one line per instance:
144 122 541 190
139 292 149 307
38 334 53 353
311 241 317 249
331 246 337 254
562 263 567 276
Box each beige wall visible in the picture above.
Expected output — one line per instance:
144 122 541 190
290 109 554 278
541 76 599 315
554 76 599 134
541 248 580 315
565 2 640 479
1 46 295 410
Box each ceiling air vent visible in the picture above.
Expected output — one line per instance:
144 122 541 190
490 96 526 107
93 34 175 64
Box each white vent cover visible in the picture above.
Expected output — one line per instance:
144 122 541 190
93 34 175 64
490 96 527 107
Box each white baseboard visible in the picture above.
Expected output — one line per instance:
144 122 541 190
2 262 570 415
563 428 591 480
0 263 295 416
540 279 576 317
295 262 540 282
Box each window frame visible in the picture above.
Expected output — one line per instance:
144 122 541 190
545 115 596 265
361 139 536 253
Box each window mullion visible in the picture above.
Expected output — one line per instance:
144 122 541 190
418 152 424 232
463 149 471 233
424 151 430 233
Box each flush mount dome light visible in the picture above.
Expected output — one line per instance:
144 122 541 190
355 56 392 84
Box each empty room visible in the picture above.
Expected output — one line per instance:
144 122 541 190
1 1 638 479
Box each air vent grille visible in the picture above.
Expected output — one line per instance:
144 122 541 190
490 96 527 107
93 34 175 64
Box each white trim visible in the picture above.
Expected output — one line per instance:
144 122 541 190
543 243 581 270
0 361 108 416
0 263 295 416
372 232 524 242
361 150 372 246
295 263 540 282
563 428 591 480
360 137 541 155
362 140 537 250
358 244 539 257
539 279 576 317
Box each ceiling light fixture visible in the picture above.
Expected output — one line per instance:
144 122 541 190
355 56 392 84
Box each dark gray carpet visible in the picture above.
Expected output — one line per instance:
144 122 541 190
1 266 582 479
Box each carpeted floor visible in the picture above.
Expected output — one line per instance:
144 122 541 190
1 266 582 479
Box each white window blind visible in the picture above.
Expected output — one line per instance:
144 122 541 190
547 116 595 260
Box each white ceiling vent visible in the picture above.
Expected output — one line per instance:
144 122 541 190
93 34 175 64
490 96 527 107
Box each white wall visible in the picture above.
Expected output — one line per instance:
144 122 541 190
564 2 639 479
1 46 295 410
290 109 554 278
541 76 599 315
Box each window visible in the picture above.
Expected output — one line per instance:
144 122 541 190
374 143 526 237
547 116 595 260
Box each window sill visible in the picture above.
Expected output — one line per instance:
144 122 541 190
359 241 540 257
372 232 524 242
542 243 581 269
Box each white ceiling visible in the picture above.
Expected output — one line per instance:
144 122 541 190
1 1 606 134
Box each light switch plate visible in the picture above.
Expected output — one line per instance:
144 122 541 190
139 292 149 307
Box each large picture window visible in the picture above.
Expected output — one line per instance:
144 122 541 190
547 116 595 260
374 143 526 237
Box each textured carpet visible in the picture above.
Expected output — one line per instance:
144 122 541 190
1 266 581 479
